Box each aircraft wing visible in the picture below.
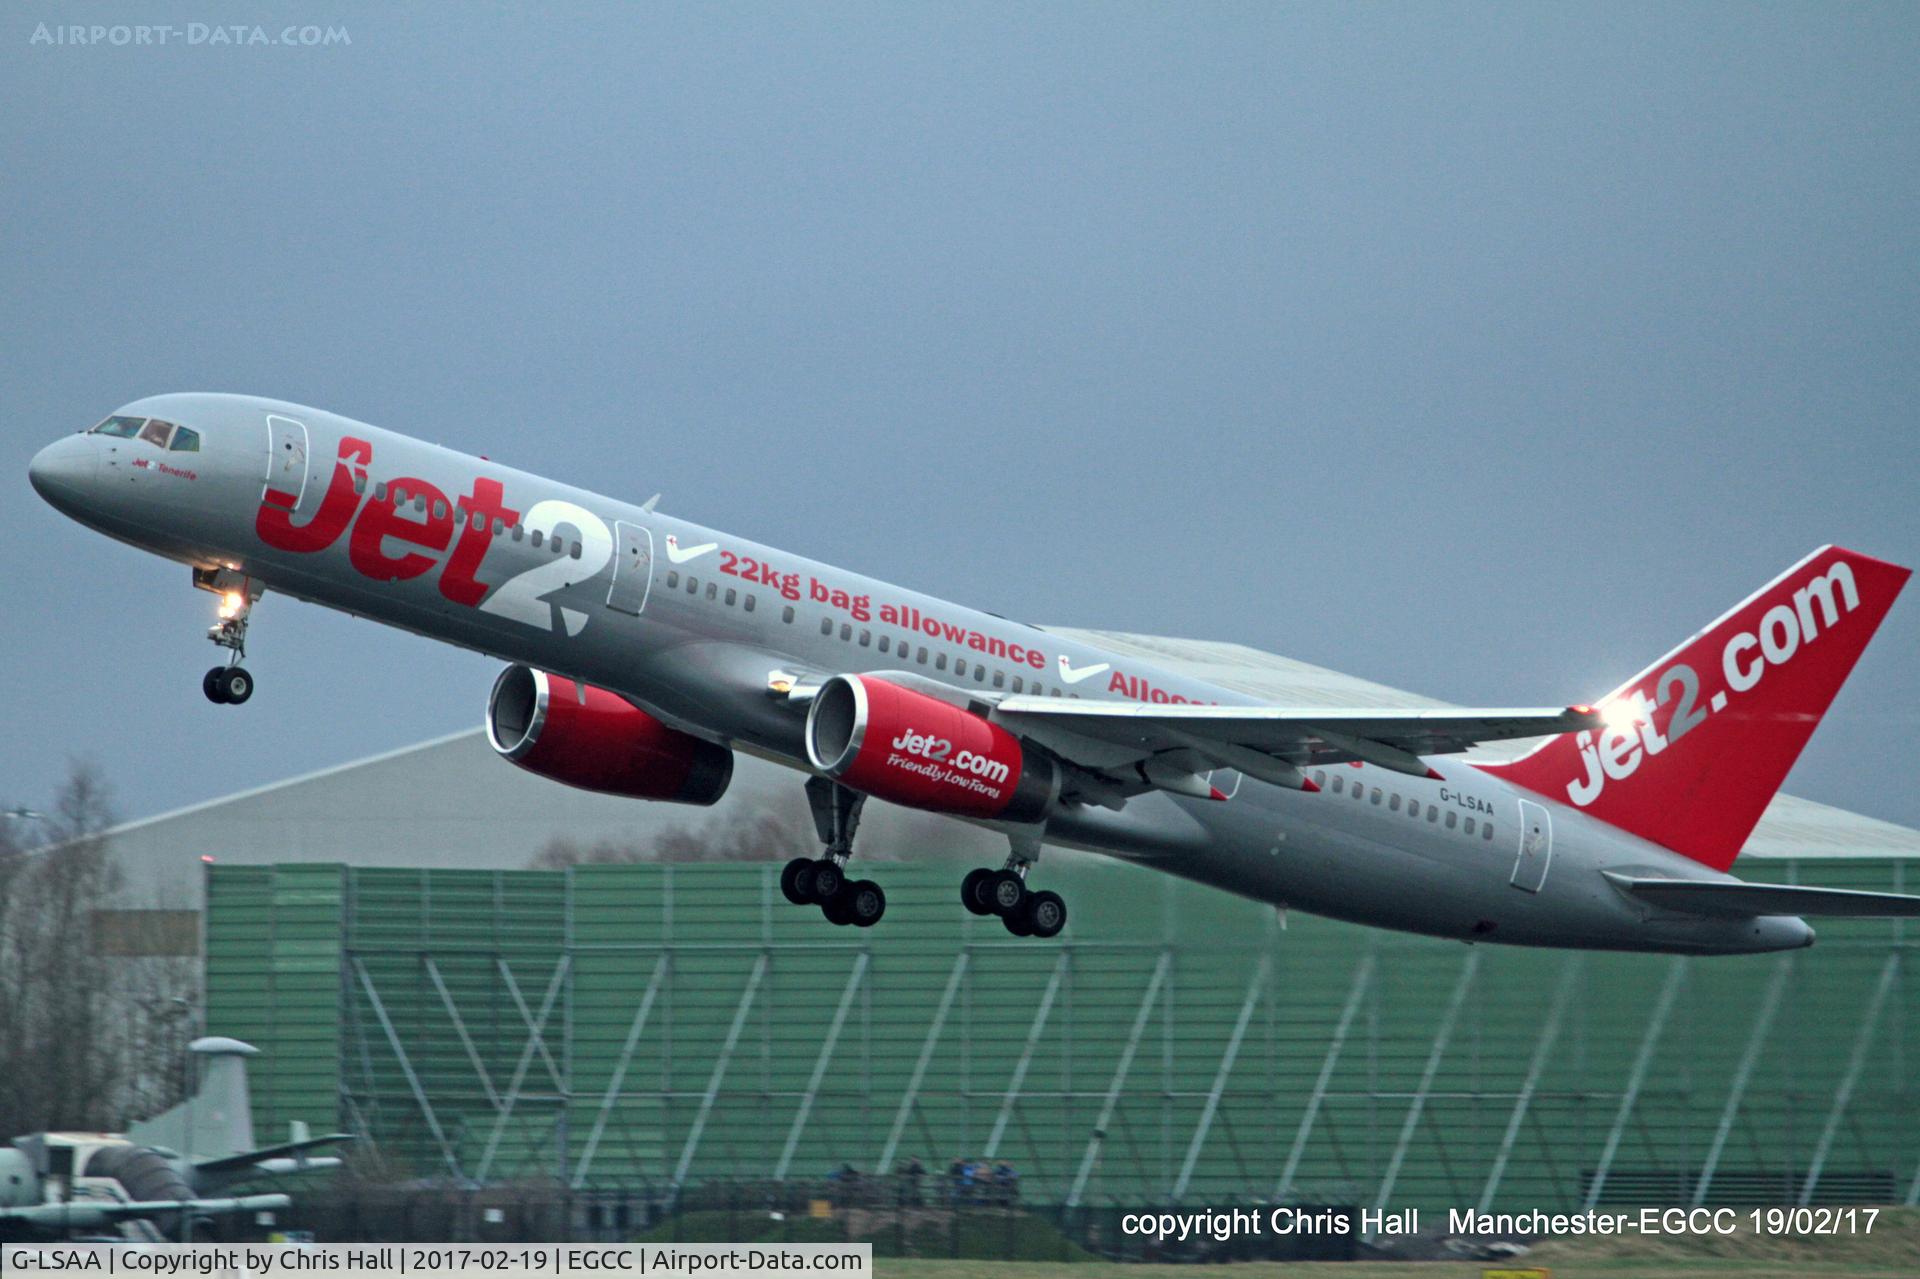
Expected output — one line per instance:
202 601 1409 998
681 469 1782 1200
0 1193 290 1229
1604 873 1920 918
990 697 1598 795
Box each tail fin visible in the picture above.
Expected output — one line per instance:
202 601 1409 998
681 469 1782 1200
1481 546 1909 871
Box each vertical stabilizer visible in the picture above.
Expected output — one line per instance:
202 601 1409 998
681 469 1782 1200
126 1036 259 1161
1480 546 1909 871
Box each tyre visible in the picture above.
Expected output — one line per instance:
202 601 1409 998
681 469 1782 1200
781 857 816 905
821 888 855 926
203 668 228 704
221 667 254 704
1027 890 1067 939
1003 902 1035 936
847 880 886 927
811 859 845 901
960 867 995 916
987 869 1026 916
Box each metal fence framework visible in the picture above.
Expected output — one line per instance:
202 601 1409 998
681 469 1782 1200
203 860 1918 1210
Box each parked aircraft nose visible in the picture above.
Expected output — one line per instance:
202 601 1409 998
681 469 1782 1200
27 434 97 510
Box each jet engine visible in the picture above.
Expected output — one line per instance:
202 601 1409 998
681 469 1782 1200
805 673 1057 820
486 665 733 804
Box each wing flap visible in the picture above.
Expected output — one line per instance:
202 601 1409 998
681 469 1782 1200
1605 872 1920 918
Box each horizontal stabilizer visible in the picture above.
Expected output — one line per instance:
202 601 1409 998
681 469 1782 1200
193 1132 355 1173
1605 872 1920 918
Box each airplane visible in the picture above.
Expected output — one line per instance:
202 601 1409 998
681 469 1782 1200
28 393 1920 955
0 1036 349 1241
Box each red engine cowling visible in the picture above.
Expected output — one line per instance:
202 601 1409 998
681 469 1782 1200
805 674 1057 820
486 665 733 804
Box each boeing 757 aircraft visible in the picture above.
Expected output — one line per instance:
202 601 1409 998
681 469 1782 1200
29 395 1920 952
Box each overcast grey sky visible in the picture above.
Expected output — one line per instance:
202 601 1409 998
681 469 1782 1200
3 3 1915 830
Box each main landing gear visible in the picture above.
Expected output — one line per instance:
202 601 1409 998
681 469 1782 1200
781 779 886 928
197 569 261 706
960 833 1066 939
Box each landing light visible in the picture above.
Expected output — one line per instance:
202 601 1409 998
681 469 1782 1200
219 591 245 619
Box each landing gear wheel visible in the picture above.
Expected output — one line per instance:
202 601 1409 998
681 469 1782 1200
1026 890 1067 939
961 868 996 916
219 667 254 705
986 869 1026 917
203 668 229 704
846 880 886 928
1003 901 1035 937
811 859 846 902
781 857 817 905
820 888 856 926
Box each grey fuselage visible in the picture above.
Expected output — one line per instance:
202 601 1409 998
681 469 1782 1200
29 394 1812 955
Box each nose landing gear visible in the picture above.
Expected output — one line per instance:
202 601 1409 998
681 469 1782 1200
196 568 260 705
782 778 886 927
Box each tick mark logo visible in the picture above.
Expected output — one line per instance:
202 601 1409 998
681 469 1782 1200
665 535 717 564
1058 655 1110 685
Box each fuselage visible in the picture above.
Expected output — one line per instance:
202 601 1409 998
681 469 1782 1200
28 393 1813 954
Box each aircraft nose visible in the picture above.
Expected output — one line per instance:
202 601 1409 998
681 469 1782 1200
28 435 97 508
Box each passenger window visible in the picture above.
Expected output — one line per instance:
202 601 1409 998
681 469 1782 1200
1352 782 1363 800
1389 793 1401 812
667 571 679 588
354 475 367 495
1483 824 1494 840
725 588 736 606
571 542 582 559
168 427 200 453
512 522 524 541
782 605 795 623
414 496 427 513
374 482 387 502
878 636 890 654
1313 770 1327 788
706 582 717 600
954 660 967 677
686 575 698 593
917 647 928 664
555 537 568 555
531 529 544 548
1428 806 1439 823
138 419 173 447
454 507 466 524
744 595 755 612
1465 817 1476 835
1446 811 1457 829
975 666 986 682
820 617 832 635
859 629 871 647
1407 800 1419 819
936 654 948 671
1330 776 1343 794
1011 676 1022 693
840 623 851 640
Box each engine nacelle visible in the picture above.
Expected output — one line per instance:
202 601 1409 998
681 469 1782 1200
486 665 733 805
805 673 1057 821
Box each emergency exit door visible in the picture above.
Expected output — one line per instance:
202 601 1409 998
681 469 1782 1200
606 521 655 615
1511 799 1553 893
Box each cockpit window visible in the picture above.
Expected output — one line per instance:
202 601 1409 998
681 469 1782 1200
139 419 175 448
168 427 201 452
90 415 146 438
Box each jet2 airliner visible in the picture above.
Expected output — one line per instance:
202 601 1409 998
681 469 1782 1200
29 395 1920 952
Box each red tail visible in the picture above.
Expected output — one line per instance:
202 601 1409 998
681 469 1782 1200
1480 546 1910 871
